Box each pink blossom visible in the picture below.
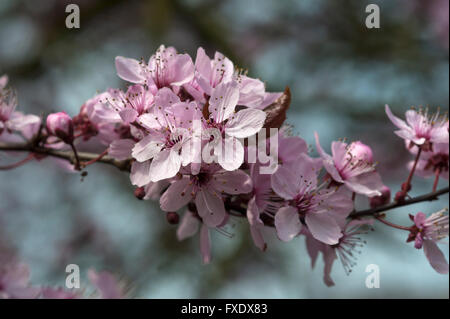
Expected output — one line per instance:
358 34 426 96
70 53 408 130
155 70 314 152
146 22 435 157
46 112 74 143
192 47 281 109
303 218 373 286
0 263 40 299
0 78 40 139
385 104 449 148
160 164 252 227
408 142 449 180
272 153 354 245
115 45 194 89
204 81 267 171
130 88 202 184
315 133 384 197
408 210 449 274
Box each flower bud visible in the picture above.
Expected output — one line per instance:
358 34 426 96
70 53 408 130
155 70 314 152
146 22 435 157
348 141 373 163
166 212 180 225
134 187 146 200
46 112 74 143
370 185 391 208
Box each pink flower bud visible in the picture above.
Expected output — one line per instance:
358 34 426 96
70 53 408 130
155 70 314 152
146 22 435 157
46 112 74 143
348 141 374 163
166 212 180 225
370 185 391 208
134 187 146 200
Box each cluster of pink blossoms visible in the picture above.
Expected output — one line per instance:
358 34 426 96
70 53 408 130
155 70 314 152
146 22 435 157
1 45 449 291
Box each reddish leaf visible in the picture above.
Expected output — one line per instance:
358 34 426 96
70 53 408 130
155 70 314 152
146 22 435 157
262 86 291 130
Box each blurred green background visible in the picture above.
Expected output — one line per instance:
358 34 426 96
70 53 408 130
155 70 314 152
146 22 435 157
0 0 448 298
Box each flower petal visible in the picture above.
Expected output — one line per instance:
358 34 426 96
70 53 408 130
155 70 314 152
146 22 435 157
215 137 245 171
177 210 200 241
132 134 163 162
195 189 226 227
130 161 151 187
200 224 211 264
274 206 302 242
315 132 343 183
225 108 266 138
160 178 194 212
149 148 182 182
108 139 135 160
210 169 253 194
209 81 239 122
423 240 449 274
305 211 342 245
115 56 145 84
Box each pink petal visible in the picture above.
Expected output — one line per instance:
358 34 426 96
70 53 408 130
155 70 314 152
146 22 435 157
119 108 138 123
215 137 245 171
305 212 342 245
225 108 266 139
195 189 226 227
170 54 195 86
160 178 194 212
210 169 252 195
200 224 211 264
130 161 151 187
195 47 212 82
177 210 200 241
149 149 182 182
274 206 302 242
423 240 449 274
385 104 409 131
108 139 134 161
115 56 145 84
132 135 163 162
344 171 384 197
314 132 343 183
322 247 337 287
209 81 239 122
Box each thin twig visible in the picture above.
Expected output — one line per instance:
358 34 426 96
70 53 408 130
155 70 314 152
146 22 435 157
0 142 130 171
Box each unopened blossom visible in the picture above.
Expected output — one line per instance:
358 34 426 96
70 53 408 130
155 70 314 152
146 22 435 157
407 210 449 274
385 104 449 149
115 45 194 90
160 164 252 227
46 112 74 144
177 209 212 264
204 81 267 171
272 153 354 245
315 133 384 197
130 88 202 184
369 185 391 208
0 263 40 299
303 219 373 286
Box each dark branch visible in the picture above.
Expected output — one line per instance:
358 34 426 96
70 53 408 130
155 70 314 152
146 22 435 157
1 142 448 221
0 142 130 171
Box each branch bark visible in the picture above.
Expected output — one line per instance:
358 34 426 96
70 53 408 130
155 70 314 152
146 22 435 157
0 142 130 171
1 142 448 220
